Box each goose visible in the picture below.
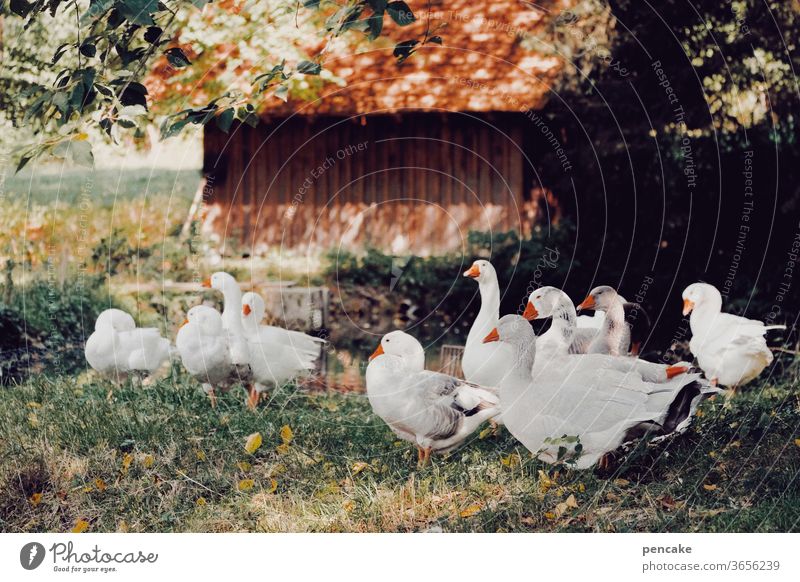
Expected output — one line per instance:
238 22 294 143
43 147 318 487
483 314 718 469
461 259 516 388
577 285 647 356
240 291 325 408
202 272 254 394
523 286 687 382
366 330 500 465
176 305 233 407
682 283 784 389
85 308 170 381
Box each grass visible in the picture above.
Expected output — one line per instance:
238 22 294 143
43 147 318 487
1 370 798 533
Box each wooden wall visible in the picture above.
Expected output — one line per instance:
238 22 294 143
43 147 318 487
202 113 531 255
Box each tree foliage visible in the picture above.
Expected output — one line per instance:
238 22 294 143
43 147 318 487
1 0 426 169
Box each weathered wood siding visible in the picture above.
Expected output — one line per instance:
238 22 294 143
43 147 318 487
203 113 531 255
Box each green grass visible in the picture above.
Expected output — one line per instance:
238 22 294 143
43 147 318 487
0 371 798 533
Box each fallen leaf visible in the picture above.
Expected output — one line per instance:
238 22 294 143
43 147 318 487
117 521 129 533
94 478 107 492
342 500 354 512
500 453 520 468
244 432 263 454
703 483 718 491
238 479 255 491
196 497 207 506
544 512 556 520
478 426 493 440
537 470 555 493
613 478 630 487
71 519 90 533
275 443 290 455
142 454 154 468
121 453 133 474
565 494 578 508
795 438 800 448
280 425 294 445
237 461 252 472
28 413 39 428
459 504 482 518
352 461 370 475
268 478 278 493
195 450 206 461
29 493 42 507
26 401 41 408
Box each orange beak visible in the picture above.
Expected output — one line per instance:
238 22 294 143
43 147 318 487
482 328 500 343
180 319 189 329
463 264 480 278
666 365 688 379
242 304 252 316
201 278 211 288
682 299 694 316
576 295 595 311
369 344 385 361
522 301 539 321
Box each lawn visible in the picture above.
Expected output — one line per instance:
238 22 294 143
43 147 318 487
1 371 798 533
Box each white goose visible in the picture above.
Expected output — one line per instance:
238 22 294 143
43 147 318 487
484 315 717 470
240 291 325 408
366 330 500 465
461 260 516 388
176 305 233 407
682 283 784 388
85 308 170 381
202 272 252 372
523 286 688 383
576 285 630 356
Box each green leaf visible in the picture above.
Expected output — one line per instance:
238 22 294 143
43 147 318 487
70 140 94 168
144 26 163 44
296 60 322 75
10 0 34 17
216 108 234 133
274 84 289 102
165 47 192 68
80 0 116 24
366 13 384 40
387 1 416 26
117 0 158 26
80 42 97 58
393 39 419 63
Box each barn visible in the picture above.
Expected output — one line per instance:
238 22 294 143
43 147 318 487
191 2 563 255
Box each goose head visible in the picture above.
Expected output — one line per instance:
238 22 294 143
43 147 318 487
482 314 536 346
241 292 266 322
369 330 425 368
462 259 497 285
681 282 721 316
203 272 240 294
95 309 136 332
577 285 619 313
523 286 562 320
186 305 224 335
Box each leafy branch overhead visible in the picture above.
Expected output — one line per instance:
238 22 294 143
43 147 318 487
2 0 431 169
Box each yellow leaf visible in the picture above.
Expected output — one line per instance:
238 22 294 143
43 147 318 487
537 470 555 493
142 454 154 468
196 450 206 461
29 492 42 507
544 512 556 520
268 478 278 494
275 443 290 455
703 483 717 491
238 479 255 492
94 478 107 492
613 478 630 487
27 401 41 409
565 494 578 509
478 426 493 440
459 504 482 518
244 432 263 454
196 497 207 506
75 132 89 141
352 461 370 475
121 453 133 474
71 519 90 533
117 521 129 533
795 439 800 447
342 500 355 512
577 483 585 493
237 461 252 472
500 453 520 468
280 425 293 445
696 409 704 417
28 413 39 428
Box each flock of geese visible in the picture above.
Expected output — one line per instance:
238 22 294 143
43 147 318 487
84 262 785 470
